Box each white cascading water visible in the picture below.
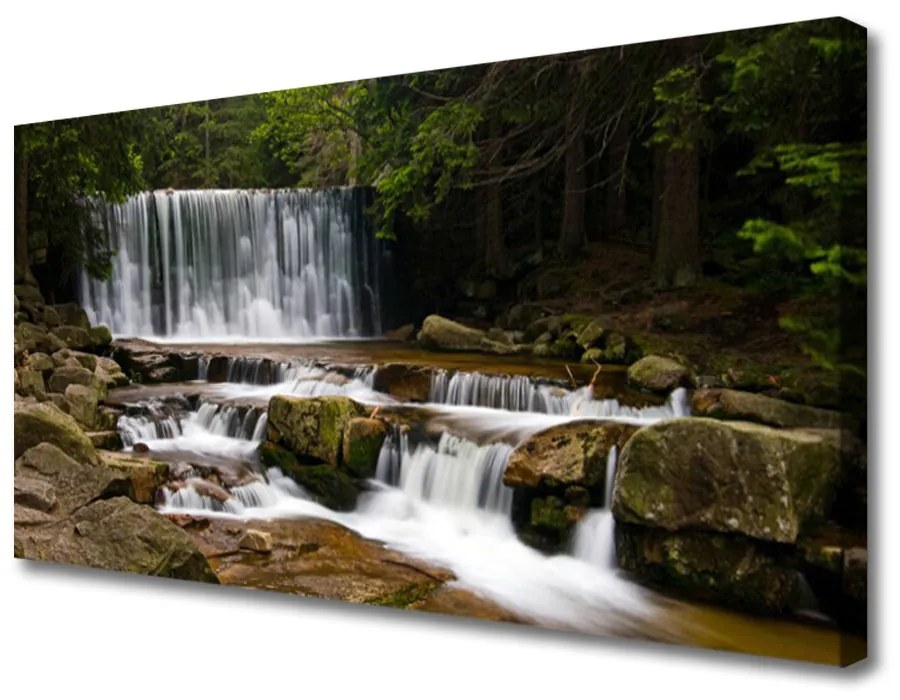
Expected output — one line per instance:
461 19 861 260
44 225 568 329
146 384 687 634
571 446 619 568
79 189 385 339
120 372 687 634
429 369 690 420
376 431 514 515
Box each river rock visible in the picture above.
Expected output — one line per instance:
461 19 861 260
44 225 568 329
16 368 46 397
14 475 59 513
65 384 99 429
89 324 113 348
23 352 55 374
109 453 168 502
16 496 218 583
259 441 359 511
98 451 170 504
615 523 811 614
626 355 690 393
239 529 274 554
66 351 98 372
267 395 367 466
342 417 387 478
613 418 843 544
50 303 90 329
47 365 95 394
417 314 517 354
384 324 416 342
14 400 99 466
505 421 636 494
372 363 434 402
112 349 189 383
95 361 130 389
418 314 486 352
53 325 94 350
575 320 605 349
45 392 70 414
14 322 53 354
42 305 61 328
183 517 449 604
691 388 844 430
87 430 123 450
15 442 131 514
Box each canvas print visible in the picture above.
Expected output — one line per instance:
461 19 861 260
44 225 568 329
12 17 866 665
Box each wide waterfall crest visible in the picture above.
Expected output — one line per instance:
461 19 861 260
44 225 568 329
80 188 386 339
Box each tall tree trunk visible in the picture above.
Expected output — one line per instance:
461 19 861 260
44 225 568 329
14 126 31 280
483 116 508 277
651 36 702 288
558 108 586 259
652 144 700 287
605 117 628 241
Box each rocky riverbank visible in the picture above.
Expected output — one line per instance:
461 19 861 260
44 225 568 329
12 278 867 653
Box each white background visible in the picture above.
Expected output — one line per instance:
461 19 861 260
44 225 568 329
0 1 894 697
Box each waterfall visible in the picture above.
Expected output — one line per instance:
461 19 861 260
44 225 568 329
118 400 268 446
373 430 514 515
571 446 619 568
429 370 691 420
80 188 388 339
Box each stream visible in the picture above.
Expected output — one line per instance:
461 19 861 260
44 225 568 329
108 343 856 664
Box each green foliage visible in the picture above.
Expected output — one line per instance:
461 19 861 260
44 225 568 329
19 114 149 286
650 65 712 149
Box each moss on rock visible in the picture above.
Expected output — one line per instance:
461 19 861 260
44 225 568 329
342 417 387 478
613 418 844 544
266 395 368 467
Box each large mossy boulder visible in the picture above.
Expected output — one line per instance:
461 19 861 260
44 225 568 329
15 443 132 515
16 368 46 397
504 421 636 494
47 365 95 394
612 418 844 544
626 355 690 393
418 314 487 352
14 400 99 466
266 395 368 466
95 356 130 388
258 441 358 511
23 352 55 374
16 496 218 583
64 384 100 429
691 388 844 430
51 303 91 330
89 324 113 349
342 417 387 478
53 325 94 350
615 524 811 614
417 314 516 354
14 322 53 354
98 451 169 504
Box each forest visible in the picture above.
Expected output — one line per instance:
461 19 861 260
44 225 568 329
15 19 866 387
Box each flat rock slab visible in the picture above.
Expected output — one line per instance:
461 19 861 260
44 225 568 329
692 388 845 429
180 516 456 606
16 497 218 583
